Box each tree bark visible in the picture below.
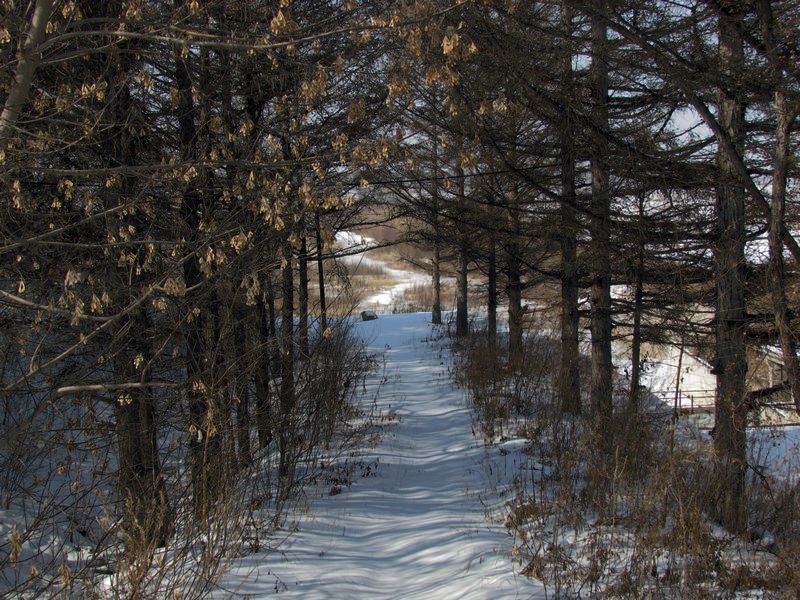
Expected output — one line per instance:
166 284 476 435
507 184 523 358
456 238 469 336
0 0 53 142
254 286 273 449
507 249 523 358
234 310 252 466
757 0 800 414
279 241 295 480
298 230 309 358
102 33 171 546
114 311 173 548
266 270 279 370
629 242 644 409
713 2 748 534
455 166 469 336
174 30 222 522
589 3 613 432
431 133 443 325
559 0 581 415
487 233 497 341
432 236 442 325
315 211 328 332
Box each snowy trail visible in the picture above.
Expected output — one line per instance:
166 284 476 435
223 313 543 598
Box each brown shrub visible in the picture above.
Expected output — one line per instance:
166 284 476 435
450 324 799 597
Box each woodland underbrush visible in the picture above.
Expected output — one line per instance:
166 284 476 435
0 319 376 598
451 326 800 598
388 281 455 314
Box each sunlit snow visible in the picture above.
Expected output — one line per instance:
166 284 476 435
220 313 543 598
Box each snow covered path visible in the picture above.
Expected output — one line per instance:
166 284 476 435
222 313 543 598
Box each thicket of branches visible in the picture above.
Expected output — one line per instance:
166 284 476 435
0 0 405 595
1 0 799 595
381 0 800 536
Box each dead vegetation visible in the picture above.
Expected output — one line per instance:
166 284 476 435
0 321 377 598
451 319 800 597
389 281 455 315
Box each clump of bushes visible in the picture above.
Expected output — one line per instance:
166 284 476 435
0 320 375 598
452 325 800 597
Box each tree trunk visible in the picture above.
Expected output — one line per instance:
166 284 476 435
629 244 644 409
315 211 328 332
456 238 469 336
560 231 581 414
559 0 580 415
713 2 748 534
174 33 222 522
431 133 443 325
0 0 53 142
234 310 252 466
114 309 173 549
109 296 172 542
254 288 273 449
506 182 524 358
210 294 235 474
455 164 469 336
298 231 309 358
507 249 523 358
279 241 295 480
758 0 800 413
432 239 442 325
487 234 497 341
589 5 613 433
102 38 171 546
266 270 279 370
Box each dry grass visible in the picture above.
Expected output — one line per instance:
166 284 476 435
341 261 390 279
451 324 800 597
351 276 397 289
389 281 455 314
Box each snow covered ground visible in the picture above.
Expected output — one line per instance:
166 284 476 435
220 312 543 598
361 266 429 309
338 250 429 310
334 231 431 311
216 235 800 597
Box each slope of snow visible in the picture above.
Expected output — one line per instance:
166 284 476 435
337 250 429 310
638 344 716 410
220 312 542 598
361 266 429 310
335 230 376 252
334 231 429 310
